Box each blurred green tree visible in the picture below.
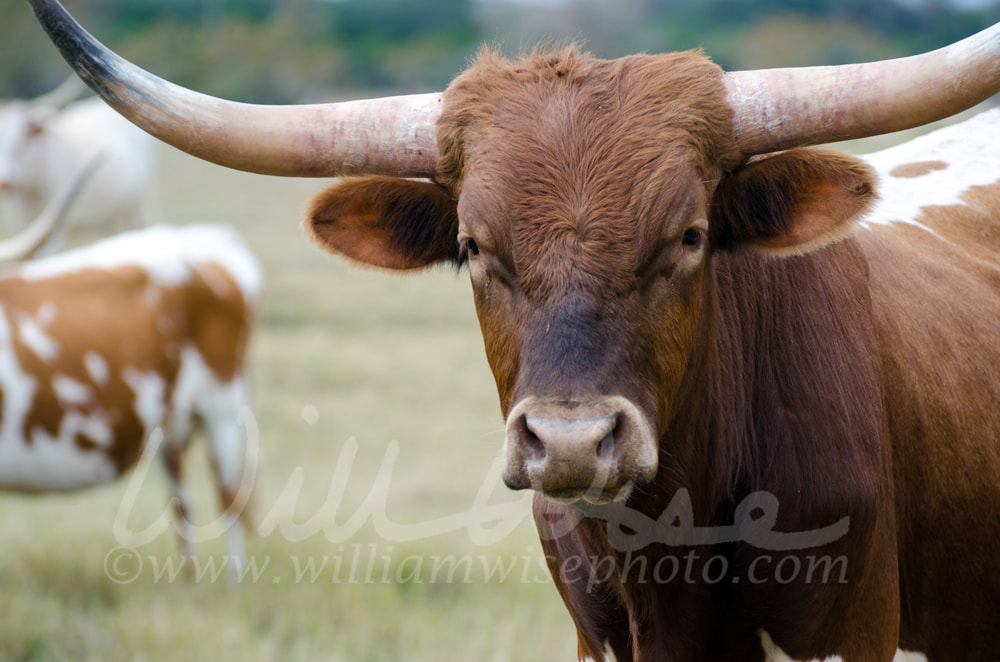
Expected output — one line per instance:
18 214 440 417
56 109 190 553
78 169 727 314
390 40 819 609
2 0 998 100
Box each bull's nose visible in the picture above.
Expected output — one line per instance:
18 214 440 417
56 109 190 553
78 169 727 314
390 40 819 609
518 412 625 466
503 396 657 504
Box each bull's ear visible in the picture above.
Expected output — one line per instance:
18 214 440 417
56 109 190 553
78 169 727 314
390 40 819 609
710 150 876 255
306 176 460 270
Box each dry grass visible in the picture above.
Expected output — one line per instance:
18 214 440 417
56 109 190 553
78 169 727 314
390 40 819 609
0 146 576 662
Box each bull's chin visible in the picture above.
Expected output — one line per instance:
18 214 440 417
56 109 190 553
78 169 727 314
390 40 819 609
540 483 636 505
508 482 634 506
503 467 648 505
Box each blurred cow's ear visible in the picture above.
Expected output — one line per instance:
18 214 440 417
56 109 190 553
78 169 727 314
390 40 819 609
306 176 460 270
710 150 876 256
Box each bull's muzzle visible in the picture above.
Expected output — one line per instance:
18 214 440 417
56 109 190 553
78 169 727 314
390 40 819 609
503 396 658 504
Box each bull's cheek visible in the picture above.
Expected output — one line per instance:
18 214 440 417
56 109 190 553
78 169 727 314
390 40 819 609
629 298 703 438
470 283 522 417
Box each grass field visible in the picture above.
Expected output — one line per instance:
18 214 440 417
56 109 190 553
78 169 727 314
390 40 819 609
0 145 577 662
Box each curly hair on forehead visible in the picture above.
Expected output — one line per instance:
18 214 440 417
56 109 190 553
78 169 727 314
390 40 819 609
434 44 744 193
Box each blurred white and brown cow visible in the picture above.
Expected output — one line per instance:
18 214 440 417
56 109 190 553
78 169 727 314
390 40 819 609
0 223 261 563
0 76 156 252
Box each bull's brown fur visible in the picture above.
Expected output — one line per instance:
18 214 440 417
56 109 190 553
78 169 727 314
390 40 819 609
860 181 1000 657
307 47 1000 661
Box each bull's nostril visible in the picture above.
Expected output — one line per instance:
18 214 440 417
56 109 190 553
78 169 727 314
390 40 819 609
596 413 630 460
596 430 615 459
612 413 632 459
517 415 546 461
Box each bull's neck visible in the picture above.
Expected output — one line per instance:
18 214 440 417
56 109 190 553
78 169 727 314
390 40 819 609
651 240 884 522
594 240 891 660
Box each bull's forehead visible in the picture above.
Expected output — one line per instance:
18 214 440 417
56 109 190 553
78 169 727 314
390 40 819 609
459 157 705 301
438 47 739 300
437 47 740 185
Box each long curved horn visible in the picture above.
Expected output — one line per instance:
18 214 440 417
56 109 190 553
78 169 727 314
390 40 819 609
726 22 1000 155
0 151 104 262
28 0 441 178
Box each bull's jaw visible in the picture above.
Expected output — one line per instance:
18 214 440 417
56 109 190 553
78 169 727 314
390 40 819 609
502 395 658 504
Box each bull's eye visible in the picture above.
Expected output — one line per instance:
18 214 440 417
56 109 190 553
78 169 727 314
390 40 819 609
681 228 703 247
458 236 481 267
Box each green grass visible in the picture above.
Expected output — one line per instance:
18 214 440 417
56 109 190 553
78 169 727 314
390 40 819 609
0 146 576 662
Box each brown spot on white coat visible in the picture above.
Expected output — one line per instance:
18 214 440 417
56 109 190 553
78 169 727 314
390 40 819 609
889 160 949 178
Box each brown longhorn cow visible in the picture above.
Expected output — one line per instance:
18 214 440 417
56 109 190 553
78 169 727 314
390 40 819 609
28 0 1000 659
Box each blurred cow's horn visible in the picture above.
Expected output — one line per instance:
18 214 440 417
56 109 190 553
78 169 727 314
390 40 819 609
0 150 104 262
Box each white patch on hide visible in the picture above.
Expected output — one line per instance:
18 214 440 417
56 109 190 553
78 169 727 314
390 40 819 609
15 309 59 362
860 108 1000 232
52 374 91 405
761 631 844 662
122 366 167 435
83 351 109 386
